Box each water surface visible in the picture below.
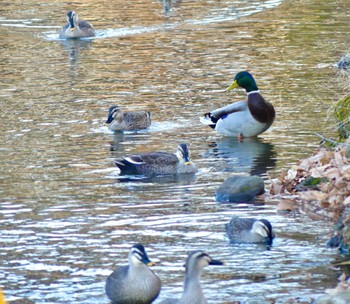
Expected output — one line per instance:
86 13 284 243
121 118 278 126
1 0 349 303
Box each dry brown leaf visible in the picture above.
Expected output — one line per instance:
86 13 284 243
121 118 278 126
334 150 345 166
299 190 327 201
343 164 350 175
276 200 298 211
309 166 329 178
286 169 298 180
343 196 350 206
269 179 284 195
334 177 347 189
324 167 342 180
329 195 344 207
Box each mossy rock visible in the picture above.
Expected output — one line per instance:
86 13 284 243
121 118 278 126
215 175 265 203
333 96 350 140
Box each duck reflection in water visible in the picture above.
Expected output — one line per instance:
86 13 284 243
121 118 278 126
203 137 276 176
160 0 182 14
59 38 93 66
109 132 153 159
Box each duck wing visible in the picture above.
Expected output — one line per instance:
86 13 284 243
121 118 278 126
115 152 178 175
226 217 256 233
211 100 248 119
124 111 151 130
200 100 247 128
125 152 177 166
78 20 94 31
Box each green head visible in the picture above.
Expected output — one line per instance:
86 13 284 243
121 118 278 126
226 71 259 93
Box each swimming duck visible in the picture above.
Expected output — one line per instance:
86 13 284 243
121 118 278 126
105 244 161 304
160 250 223 304
114 143 197 176
225 216 275 246
59 11 95 39
200 71 275 139
106 106 151 131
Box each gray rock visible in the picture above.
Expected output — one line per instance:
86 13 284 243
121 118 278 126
215 175 265 203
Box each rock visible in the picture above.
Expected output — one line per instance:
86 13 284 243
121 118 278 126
326 208 350 254
215 175 265 203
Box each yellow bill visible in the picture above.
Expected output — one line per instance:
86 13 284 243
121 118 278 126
226 80 239 92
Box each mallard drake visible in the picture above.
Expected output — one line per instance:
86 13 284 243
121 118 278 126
114 143 197 176
225 216 275 246
105 244 161 304
59 11 95 39
160 251 223 304
106 106 151 131
200 71 275 139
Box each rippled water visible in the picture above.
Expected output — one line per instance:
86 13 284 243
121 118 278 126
1 0 350 303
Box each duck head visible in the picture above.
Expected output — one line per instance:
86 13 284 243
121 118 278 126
252 219 275 246
129 244 156 267
176 143 192 165
66 11 78 31
226 71 259 93
106 106 124 125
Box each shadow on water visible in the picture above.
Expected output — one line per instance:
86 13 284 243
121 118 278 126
115 172 197 184
228 241 273 252
203 137 277 176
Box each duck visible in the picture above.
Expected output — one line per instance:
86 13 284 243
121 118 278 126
106 106 151 131
200 71 275 139
225 216 275 246
160 250 223 304
114 143 197 176
105 244 161 304
59 11 95 39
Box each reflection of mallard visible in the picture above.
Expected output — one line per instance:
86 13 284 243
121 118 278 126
204 137 276 175
225 217 275 246
159 251 223 304
105 244 161 304
106 106 151 132
59 11 95 39
201 71 275 139
114 143 197 176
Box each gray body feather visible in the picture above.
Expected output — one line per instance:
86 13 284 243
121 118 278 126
105 244 161 304
115 144 197 176
160 251 223 304
225 217 275 245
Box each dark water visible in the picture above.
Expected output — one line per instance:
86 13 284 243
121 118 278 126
1 0 349 303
